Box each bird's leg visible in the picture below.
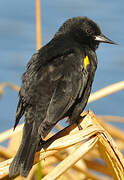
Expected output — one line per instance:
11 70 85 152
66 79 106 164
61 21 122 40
69 112 88 130
76 116 83 130
36 138 46 152
76 111 89 130
68 115 83 130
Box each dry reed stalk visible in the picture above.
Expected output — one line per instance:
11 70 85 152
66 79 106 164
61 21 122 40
83 146 101 160
84 159 111 175
0 146 13 159
42 136 98 180
116 140 124 150
36 0 42 50
0 83 7 96
5 82 20 92
71 164 108 180
0 124 23 143
0 82 19 96
0 150 60 179
54 149 88 179
97 117 124 141
54 146 93 180
90 112 124 180
42 126 102 151
98 115 124 123
0 112 98 179
31 159 84 180
42 156 58 168
0 111 123 180
63 170 82 180
14 176 24 180
47 111 124 180
54 139 106 179
46 111 124 180
43 166 77 180
88 80 124 103
25 164 38 180
98 133 124 180
71 159 91 179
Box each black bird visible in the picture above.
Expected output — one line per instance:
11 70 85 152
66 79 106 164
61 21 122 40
9 16 116 177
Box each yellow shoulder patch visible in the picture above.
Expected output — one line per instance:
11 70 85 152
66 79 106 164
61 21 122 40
84 56 90 69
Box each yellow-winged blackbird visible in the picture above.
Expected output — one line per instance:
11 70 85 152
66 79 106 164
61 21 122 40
9 16 116 177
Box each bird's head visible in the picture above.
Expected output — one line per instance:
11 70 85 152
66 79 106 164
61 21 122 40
55 17 116 51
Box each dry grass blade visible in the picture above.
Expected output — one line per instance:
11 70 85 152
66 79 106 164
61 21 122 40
98 133 124 180
90 112 124 180
88 80 124 103
98 115 124 123
97 118 124 142
0 146 13 159
0 111 124 180
5 82 20 92
42 136 98 180
42 126 102 151
0 82 19 96
0 124 23 143
116 140 124 150
0 83 6 96
72 164 110 180
36 0 42 50
84 159 111 175
0 112 99 179
0 158 12 179
0 151 60 179
0 82 20 95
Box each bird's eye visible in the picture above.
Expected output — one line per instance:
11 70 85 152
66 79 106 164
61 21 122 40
86 29 91 34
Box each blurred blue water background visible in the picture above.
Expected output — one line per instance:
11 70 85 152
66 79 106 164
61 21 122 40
0 0 124 133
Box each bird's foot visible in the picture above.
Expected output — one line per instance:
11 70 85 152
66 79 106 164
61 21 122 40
77 122 83 130
76 116 83 130
68 115 83 130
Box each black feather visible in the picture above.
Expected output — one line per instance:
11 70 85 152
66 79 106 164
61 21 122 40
9 16 115 177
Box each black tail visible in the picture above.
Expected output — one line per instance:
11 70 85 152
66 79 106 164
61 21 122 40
9 121 40 177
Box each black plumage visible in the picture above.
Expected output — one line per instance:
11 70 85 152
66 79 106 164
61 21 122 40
9 16 116 177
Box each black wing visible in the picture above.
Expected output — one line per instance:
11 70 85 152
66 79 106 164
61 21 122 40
14 53 39 129
36 50 87 138
14 43 87 134
69 50 98 123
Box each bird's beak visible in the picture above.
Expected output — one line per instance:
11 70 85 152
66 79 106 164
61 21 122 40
94 34 117 45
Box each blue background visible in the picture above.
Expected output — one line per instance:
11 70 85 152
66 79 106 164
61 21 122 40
0 0 124 133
